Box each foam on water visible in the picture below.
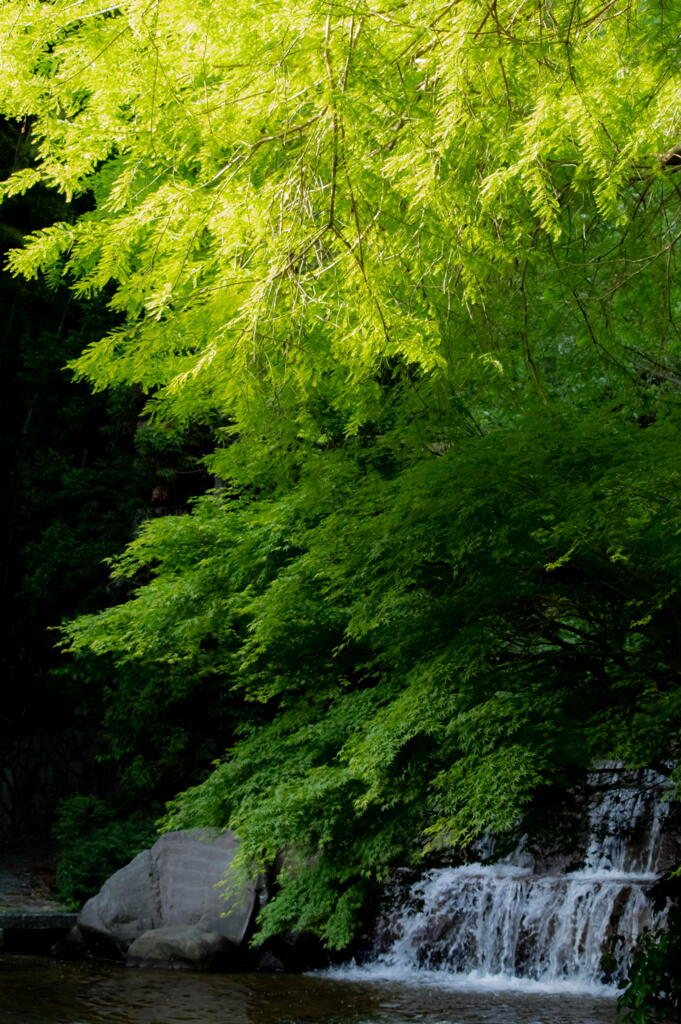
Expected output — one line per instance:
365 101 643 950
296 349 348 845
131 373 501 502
323 961 618 998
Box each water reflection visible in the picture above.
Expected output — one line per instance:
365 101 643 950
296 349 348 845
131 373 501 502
0 955 617 1024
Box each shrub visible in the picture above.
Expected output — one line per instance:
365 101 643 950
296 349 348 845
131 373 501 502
54 795 157 908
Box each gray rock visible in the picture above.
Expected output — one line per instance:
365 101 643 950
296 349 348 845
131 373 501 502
126 924 232 970
152 830 255 945
77 829 258 961
78 850 157 954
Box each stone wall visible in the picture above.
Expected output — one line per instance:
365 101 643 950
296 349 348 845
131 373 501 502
0 729 99 841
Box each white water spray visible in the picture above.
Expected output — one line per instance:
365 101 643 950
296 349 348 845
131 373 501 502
358 766 675 991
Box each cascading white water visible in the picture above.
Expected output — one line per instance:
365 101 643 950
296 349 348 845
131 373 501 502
581 765 670 876
362 765 676 991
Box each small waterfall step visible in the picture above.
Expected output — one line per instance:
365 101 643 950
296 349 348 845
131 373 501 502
367 764 679 990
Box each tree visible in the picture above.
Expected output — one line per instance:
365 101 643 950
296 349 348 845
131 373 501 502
2 0 681 948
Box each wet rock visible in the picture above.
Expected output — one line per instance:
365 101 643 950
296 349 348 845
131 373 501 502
260 930 331 972
126 925 233 970
50 924 87 959
254 950 285 972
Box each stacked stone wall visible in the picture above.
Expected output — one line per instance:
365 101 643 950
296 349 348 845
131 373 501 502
0 730 98 841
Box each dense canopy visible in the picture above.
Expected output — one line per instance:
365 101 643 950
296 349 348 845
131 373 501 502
2 0 681 949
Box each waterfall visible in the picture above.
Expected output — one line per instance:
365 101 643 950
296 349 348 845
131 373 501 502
356 765 677 992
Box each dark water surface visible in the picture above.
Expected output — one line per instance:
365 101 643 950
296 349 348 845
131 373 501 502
0 956 617 1024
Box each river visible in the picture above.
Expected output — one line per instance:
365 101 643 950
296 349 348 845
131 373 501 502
0 955 616 1024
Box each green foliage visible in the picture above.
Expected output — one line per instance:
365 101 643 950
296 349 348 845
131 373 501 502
1 0 680 433
3 0 681 958
121 398 681 945
618 907 681 1023
53 795 157 908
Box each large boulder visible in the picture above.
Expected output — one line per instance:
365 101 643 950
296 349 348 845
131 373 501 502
77 829 258 962
152 830 255 944
125 925 233 970
78 849 157 955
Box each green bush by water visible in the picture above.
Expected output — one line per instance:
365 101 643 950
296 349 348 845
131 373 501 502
54 795 157 908
618 900 681 1024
